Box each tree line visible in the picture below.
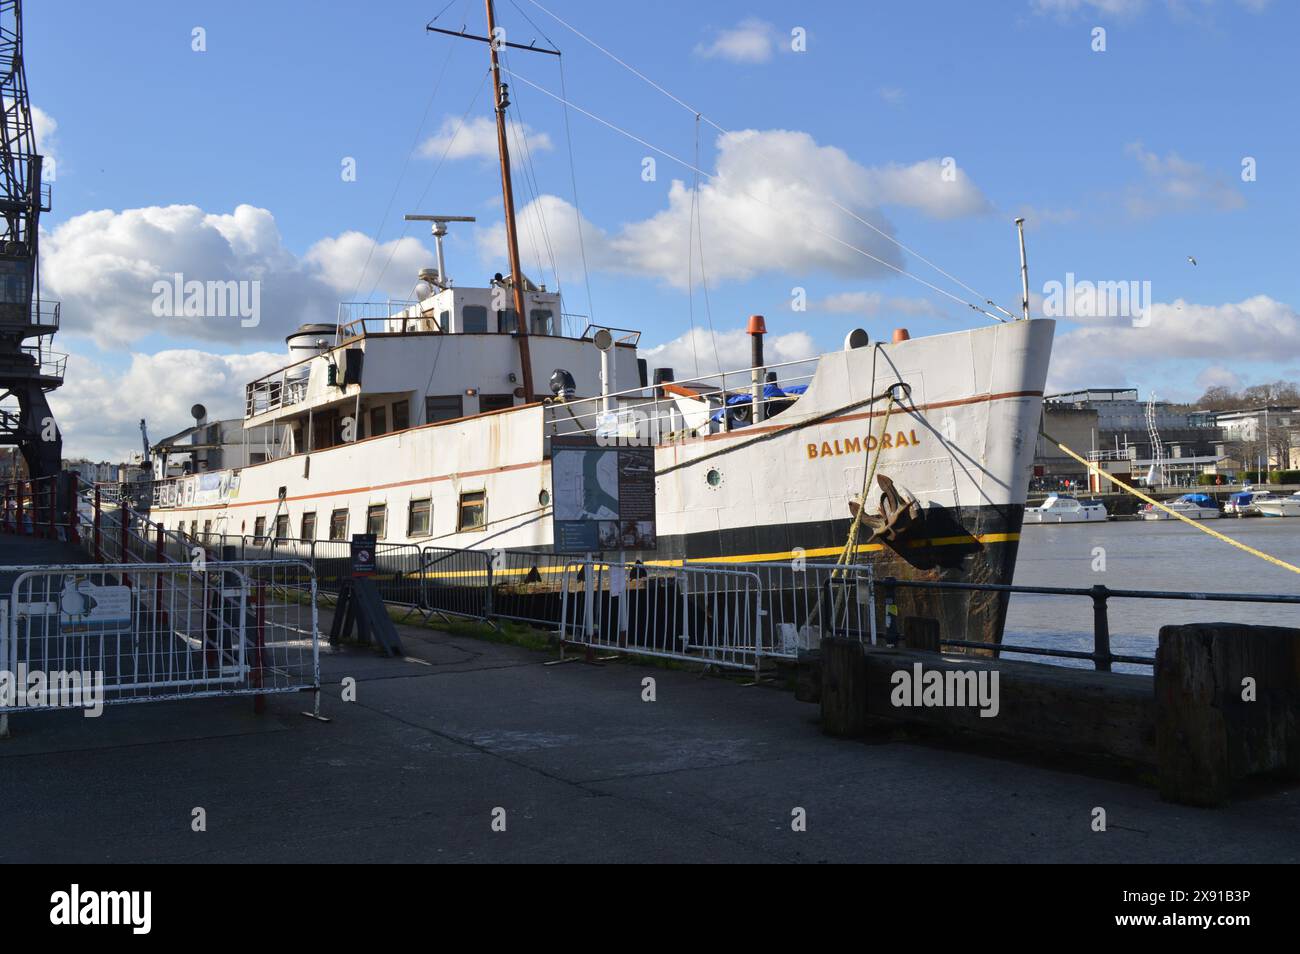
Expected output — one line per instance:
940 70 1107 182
1194 381 1300 412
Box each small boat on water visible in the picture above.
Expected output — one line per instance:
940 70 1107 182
1139 493 1221 520
1023 493 1108 524
1254 491 1300 518
1224 491 1264 516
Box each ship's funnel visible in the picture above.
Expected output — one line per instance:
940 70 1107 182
652 367 674 398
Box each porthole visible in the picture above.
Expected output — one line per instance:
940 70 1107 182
539 488 551 507
706 469 722 487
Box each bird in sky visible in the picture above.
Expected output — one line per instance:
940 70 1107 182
1187 255 1198 266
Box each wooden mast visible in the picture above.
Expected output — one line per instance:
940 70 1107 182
485 0 535 401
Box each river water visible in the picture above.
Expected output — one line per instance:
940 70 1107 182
1004 519 1300 672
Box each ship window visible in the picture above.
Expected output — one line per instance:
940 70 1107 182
408 498 432 537
480 393 514 414
530 309 553 335
202 519 212 542
457 490 486 531
366 504 387 538
369 405 387 438
190 520 198 538
462 305 488 333
424 395 463 423
253 516 267 543
274 513 289 541
301 512 316 540
437 310 450 331
392 400 410 431
329 508 349 541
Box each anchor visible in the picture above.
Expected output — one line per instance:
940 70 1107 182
850 473 922 547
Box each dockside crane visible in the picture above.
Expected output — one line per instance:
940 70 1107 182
0 0 63 479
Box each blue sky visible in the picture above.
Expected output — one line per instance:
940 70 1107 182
25 0 1299 458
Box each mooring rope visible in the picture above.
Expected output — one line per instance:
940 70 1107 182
1041 430 1300 577
790 388 904 636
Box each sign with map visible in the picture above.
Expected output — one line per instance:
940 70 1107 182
551 437 656 553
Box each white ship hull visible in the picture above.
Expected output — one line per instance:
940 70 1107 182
151 318 1056 645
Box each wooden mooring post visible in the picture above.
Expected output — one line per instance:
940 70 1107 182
1155 622 1300 807
813 618 1300 807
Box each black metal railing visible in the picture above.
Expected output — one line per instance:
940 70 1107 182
878 577 1300 671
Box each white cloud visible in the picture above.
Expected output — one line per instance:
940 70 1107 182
1046 295 1300 391
694 19 781 64
32 105 59 169
477 129 991 289
50 348 287 461
815 291 947 319
1123 142 1245 218
1194 365 1243 391
419 115 552 162
1032 0 1271 16
1032 0 1147 15
303 230 432 297
40 204 433 349
877 87 905 107
861 159 991 220
641 326 816 381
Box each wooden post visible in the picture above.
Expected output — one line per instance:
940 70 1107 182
1156 622 1300 807
820 636 868 737
901 617 941 652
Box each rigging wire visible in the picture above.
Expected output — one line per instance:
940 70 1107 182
498 67 1007 324
364 68 492 302
521 0 1014 323
344 0 470 308
501 46 560 288
685 131 699 379
557 56 596 325
691 114 723 380
507 109 549 285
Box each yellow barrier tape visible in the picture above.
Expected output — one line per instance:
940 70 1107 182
1041 430 1300 577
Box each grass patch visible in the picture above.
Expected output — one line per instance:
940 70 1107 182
282 583 779 683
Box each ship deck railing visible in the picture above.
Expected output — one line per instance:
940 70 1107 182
545 352 819 446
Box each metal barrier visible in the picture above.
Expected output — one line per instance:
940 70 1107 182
482 548 571 627
559 559 764 672
420 546 494 620
311 540 424 606
0 560 320 719
686 560 877 659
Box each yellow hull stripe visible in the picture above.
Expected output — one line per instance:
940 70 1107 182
414 532 1020 580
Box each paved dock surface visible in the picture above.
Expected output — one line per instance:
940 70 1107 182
1 613 1296 863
